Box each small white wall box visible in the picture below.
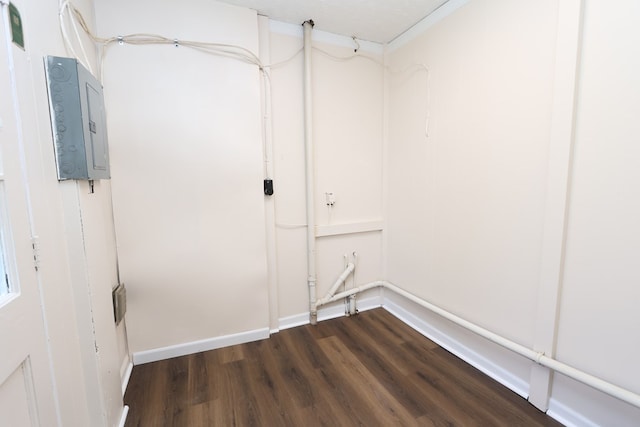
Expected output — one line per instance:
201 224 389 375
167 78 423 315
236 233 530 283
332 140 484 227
44 56 110 180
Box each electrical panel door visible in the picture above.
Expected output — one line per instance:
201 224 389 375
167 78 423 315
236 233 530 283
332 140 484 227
44 56 110 180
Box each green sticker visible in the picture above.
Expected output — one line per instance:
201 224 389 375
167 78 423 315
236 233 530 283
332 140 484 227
9 3 24 49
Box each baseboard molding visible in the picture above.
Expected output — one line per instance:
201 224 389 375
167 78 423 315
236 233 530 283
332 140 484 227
276 312 309 332
547 398 599 427
132 327 270 365
121 361 133 396
125 283 634 425
278 292 384 331
382 292 530 399
117 405 129 427
131 293 382 365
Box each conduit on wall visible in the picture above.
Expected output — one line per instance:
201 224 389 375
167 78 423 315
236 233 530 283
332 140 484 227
303 19 318 325
297 10 638 414
313 280 640 410
314 263 355 308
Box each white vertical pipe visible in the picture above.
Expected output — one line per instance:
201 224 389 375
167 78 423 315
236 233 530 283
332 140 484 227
348 295 357 316
303 20 318 325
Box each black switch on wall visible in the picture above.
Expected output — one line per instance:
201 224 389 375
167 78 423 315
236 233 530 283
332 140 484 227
264 179 274 196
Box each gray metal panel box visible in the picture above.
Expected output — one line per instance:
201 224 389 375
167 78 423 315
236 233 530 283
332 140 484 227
112 283 126 325
44 56 110 180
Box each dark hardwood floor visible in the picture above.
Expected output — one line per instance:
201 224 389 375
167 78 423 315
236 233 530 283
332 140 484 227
124 308 563 426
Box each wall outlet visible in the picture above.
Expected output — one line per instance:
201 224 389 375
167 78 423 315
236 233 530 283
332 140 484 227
325 192 336 206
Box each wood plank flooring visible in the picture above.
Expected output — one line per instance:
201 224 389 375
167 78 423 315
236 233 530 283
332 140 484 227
124 308 563 426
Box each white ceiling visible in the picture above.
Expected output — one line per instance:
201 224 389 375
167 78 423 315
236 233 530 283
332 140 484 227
219 0 450 44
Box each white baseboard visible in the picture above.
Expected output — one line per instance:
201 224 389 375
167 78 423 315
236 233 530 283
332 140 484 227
547 398 599 427
132 327 270 365
276 312 310 331
117 405 129 427
382 292 530 399
131 293 383 365
125 284 636 426
278 292 384 331
121 361 133 396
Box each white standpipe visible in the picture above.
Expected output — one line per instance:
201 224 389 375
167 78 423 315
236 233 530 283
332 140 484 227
314 263 355 308
311 262 356 315
347 295 357 316
303 20 318 325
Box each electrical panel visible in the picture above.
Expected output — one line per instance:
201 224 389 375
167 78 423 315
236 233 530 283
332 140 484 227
44 56 110 180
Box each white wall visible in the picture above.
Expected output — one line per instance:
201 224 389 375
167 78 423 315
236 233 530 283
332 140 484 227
268 26 385 321
386 0 640 425
95 0 271 354
4 0 128 425
388 0 556 348
84 0 640 424
551 0 640 424
95 0 387 355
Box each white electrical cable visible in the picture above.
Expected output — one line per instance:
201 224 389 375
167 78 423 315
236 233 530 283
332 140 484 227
63 0 284 189
66 3 93 74
312 43 429 138
67 2 115 44
275 223 307 229
58 1 95 74
389 63 431 138
98 43 106 83
264 47 303 69
62 1 266 71
313 45 384 67
351 36 360 53
59 3 81 63
260 69 271 178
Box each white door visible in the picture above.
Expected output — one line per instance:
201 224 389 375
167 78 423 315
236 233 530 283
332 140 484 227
0 6 58 426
